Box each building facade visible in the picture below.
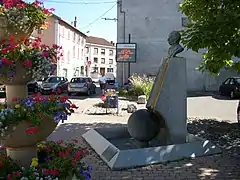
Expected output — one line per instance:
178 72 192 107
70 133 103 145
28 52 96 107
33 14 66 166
85 36 116 81
117 0 237 91
32 15 87 81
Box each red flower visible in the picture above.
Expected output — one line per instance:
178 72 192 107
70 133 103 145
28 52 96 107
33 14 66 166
66 147 71 155
59 152 65 158
50 169 60 176
25 121 31 127
70 104 78 109
59 96 68 102
2 58 13 65
25 127 39 134
13 171 21 177
57 140 64 144
74 152 81 160
7 174 12 180
23 60 32 67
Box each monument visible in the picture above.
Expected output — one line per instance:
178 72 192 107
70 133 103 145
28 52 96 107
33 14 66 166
82 31 221 170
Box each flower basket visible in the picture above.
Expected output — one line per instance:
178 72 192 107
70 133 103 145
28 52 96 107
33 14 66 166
0 119 57 148
0 61 32 85
0 16 33 44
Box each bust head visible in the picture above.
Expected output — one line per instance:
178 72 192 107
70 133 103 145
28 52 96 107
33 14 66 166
167 31 181 46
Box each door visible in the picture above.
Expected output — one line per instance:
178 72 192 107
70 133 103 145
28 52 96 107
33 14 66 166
100 68 105 76
220 78 231 94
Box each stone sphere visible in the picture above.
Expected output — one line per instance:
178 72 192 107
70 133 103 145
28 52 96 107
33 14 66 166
127 109 162 141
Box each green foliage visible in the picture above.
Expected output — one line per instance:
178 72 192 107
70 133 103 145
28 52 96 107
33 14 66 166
127 74 154 100
180 0 240 74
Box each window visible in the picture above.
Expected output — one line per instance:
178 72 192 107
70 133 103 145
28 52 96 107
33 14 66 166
73 33 76 42
77 48 80 59
101 58 105 64
67 30 70 40
73 46 75 58
77 36 80 44
94 48 98 55
80 66 84 75
81 38 84 45
93 67 98 73
224 78 231 84
62 69 68 78
86 57 89 62
85 47 89 54
109 59 113 64
107 68 114 73
101 49 105 55
109 50 113 56
67 50 70 64
94 57 98 63
81 49 83 60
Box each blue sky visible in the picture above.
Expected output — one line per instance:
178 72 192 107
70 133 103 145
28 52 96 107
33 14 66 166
29 0 117 42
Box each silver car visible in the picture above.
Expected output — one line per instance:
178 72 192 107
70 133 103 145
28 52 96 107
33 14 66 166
68 77 96 96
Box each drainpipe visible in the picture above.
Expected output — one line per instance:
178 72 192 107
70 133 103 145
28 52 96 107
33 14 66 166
117 0 126 85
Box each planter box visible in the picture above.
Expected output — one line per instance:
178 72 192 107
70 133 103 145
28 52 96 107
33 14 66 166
104 96 118 108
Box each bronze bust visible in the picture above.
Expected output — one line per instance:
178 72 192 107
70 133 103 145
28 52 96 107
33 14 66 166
167 31 184 58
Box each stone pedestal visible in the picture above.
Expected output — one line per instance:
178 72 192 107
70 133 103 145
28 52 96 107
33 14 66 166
147 57 187 144
6 85 28 104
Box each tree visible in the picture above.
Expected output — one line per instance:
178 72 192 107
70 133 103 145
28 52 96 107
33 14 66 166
180 0 240 74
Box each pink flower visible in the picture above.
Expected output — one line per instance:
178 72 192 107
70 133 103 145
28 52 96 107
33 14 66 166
42 51 49 57
25 127 39 134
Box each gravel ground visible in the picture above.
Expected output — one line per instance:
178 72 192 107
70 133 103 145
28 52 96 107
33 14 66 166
187 118 240 158
84 99 144 116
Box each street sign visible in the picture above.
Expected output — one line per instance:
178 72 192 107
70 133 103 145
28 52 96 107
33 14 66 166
116 43 137 63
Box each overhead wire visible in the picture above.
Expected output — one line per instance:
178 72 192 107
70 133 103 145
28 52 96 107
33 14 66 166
81 3 117 30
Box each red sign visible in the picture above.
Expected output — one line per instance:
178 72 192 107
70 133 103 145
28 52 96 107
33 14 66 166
88 61 91 65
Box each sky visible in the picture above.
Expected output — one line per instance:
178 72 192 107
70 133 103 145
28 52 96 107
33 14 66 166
28 0 117 42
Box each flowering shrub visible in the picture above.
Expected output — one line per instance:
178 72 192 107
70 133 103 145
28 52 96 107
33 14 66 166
119 74 154 100
0 93 78 137
0 0 54 35
0 37 62 81
0 140 92 179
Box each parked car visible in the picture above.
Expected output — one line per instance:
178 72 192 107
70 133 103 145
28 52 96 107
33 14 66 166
219 77 240 98
36 77 48 87
27 80 39 94
40 76 68 95
68 77 96 96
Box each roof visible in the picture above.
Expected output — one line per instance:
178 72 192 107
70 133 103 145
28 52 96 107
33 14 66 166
86 36 114 47
52 14 87 37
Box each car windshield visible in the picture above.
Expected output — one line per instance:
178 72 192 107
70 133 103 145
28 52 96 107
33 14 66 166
71 78 86 83
45 77 62 83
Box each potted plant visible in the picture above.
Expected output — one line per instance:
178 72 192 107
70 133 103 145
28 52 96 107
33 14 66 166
0 0 73 168
0 0 53 42
0 140 92 179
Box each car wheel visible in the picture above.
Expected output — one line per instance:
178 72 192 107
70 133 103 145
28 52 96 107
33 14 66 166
230 90 235 99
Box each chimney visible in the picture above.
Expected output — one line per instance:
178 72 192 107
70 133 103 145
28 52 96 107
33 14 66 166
74 16 77 28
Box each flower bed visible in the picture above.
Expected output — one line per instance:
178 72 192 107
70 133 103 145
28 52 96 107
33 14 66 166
0 140 92 179
101 89 118 109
